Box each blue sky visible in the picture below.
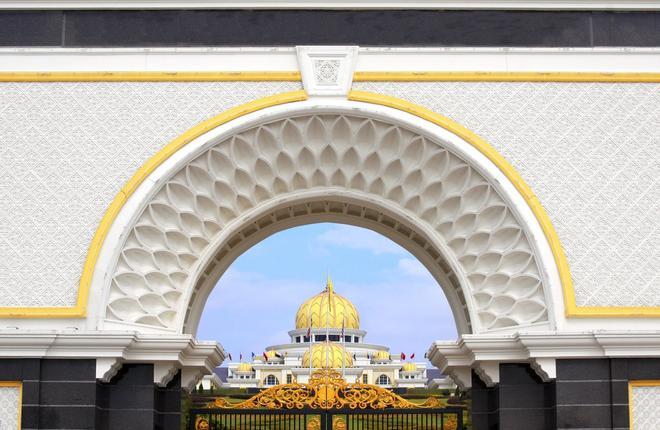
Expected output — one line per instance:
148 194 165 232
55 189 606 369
197 223 457 364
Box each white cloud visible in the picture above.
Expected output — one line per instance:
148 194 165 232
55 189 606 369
315 225 405 255
397 258 431 278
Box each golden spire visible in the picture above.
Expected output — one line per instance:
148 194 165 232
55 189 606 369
326 274 334 310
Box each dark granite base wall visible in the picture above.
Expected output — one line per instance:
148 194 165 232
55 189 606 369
471 364 555 430
556 358 660 430
0 359 180 430
471 359 660 430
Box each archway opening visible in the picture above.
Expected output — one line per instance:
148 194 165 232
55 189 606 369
190 222 470 426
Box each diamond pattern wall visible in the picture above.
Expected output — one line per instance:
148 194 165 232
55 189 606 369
631 384 660 430
0 82 302 307
353 81 660 307
0 385 20 430
1 80 658 309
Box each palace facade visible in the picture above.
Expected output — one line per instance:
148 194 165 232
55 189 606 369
204 278 455 390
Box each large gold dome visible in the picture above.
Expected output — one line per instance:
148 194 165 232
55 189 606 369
301 343 353 368
295 277 360 329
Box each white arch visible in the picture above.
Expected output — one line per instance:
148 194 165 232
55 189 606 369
87 99 564 336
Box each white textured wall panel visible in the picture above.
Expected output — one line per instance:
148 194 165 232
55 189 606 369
1 81 658 308
0 386 20 430
353 82 660 307
0 82 302 307
631 384 660 430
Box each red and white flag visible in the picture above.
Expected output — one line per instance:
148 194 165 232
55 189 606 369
410 353 415 360
401 352 406 360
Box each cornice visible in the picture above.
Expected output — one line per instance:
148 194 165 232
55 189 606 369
0 331 225 389
428 331 660 388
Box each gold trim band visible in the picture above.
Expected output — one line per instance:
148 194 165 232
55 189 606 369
353 71 660 82
1 71 660 83
0 71 301 82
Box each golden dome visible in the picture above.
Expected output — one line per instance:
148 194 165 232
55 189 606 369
401 362 418 372
265 350 278 359
302 343 353 368
295 277 359 330
373 351 390 361
236 362 253 372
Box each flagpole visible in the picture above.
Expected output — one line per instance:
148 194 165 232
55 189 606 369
308 313 313 379
341 315 346 380
325 276 330 370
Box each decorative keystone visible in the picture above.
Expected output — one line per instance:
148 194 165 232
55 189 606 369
296 46 359 97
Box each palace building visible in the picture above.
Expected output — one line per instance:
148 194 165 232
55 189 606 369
204 278 453 390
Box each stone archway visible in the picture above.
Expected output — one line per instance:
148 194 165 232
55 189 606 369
89 99 563 340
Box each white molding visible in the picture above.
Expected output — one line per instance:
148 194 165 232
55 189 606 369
428 331 660 386
0 332 224 388
474 361 500 387
0 47 659 73
1 0 659 10
530 357 556 382
153 361 179 387
96 357 123 382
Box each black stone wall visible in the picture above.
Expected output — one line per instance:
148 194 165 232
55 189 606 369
1 10 660 47
0 359 180 430
471 363 555 430
471 359 660 430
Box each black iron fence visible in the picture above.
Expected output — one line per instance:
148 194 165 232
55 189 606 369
189 407 464 430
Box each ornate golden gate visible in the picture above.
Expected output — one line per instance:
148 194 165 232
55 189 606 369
190 370 463 430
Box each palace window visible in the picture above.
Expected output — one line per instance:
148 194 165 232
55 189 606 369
362 374 368 384
296 336 301 343
315 335 326 342
329 335 340 341
264 375 279 386
353 336 359 343
286 374 292 384
345 336 351 342
304 336 310 342
376 374 391 385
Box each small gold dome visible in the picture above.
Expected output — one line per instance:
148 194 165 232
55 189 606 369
302 344 353 368
401 362 418 372
295 277 359 330
236 362 253 372
373 351 390 361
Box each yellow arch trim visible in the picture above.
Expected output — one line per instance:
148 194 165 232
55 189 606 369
348 90 660 318
0 89 307 318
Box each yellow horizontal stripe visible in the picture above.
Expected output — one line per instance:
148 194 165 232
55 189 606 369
2 71 659 83
0 71 301 82
353 71 660 82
